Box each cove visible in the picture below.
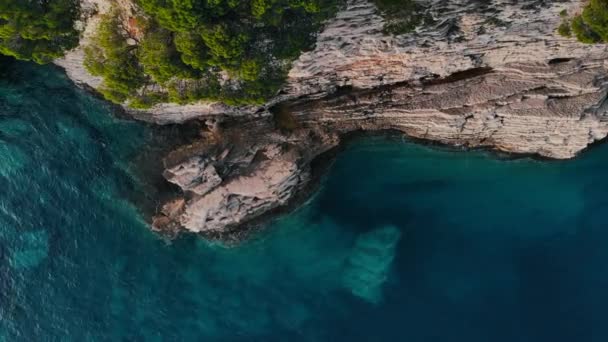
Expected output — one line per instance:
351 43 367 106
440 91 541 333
2 60 608 341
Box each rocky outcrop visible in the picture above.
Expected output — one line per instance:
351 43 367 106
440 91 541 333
153 120 340 238
128 102 264 125
59 0 608 237
155 57 608 237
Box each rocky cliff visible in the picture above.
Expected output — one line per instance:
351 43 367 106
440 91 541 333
58 0 608 239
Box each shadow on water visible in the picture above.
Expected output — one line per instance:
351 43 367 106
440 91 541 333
0 56 13 77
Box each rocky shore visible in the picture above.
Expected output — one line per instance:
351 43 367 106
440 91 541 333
58 0 608 239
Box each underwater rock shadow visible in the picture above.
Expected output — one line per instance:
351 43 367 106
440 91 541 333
342 224 402 304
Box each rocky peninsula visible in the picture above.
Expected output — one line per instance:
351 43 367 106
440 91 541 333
55 0 608 239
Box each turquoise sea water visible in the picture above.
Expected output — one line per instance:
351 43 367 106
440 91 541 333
2 60 608 341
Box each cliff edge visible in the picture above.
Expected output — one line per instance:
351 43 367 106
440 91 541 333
57 0 608 239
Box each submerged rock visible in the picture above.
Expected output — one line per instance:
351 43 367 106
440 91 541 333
0 145 29 177
342 225 402 303
8 230 49 270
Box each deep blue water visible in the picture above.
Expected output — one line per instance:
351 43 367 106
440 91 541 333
2 61 608 341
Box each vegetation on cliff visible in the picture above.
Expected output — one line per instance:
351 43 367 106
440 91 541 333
84 1 338 108
373 0 432 35
557 0 608 43
0 0 80 63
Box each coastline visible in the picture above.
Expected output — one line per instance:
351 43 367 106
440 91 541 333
51 0 608 242
50 60 201 240
156 126 601 245
57 57 608 243
9 55 608 341
54 47 608 243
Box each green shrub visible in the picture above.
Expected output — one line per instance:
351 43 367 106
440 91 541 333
580 0 608 41
88 1 340 107
129 92 169 109
558 21 572 37
173 32 210 70
200 23 249 69
83 11 146 104
560 0 608 44
135 0 338 104
0 0 80 63
571 15 602 43
138 28 199 84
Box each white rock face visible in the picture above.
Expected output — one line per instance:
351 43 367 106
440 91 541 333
277 0 608 160
129 102 265 125
287 0 608 98
289 59 608 159
164 156 222 196
55 0 109 89
154 122 341 236
179 144 306 232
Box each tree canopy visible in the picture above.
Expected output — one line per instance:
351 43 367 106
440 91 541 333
0 0 80 63
84 11 146 104
558 0 608 44
85 0 338 108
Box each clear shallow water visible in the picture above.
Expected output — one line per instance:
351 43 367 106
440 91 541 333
2 61 608 341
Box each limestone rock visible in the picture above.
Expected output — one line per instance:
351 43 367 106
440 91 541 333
180 144 306 233
286 0 608 99
286 60 608 159
164 157 222 196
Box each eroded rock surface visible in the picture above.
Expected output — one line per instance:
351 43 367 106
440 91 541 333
154 121 339 238
287 0 608 98
288 60 608 159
